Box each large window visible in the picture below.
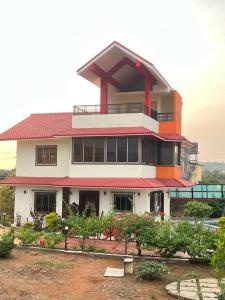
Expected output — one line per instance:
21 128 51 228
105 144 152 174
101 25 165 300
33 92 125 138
128 137 139 162
117 138 127 162
34 191 56 214
157 142 180 166
72 137 180 166
113 193 133 212
107 138 117 162
36 145 57 165
142 139 156 165
72 137 139 163
94 138 104 162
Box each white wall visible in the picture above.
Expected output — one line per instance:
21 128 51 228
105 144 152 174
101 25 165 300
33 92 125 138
70 164 156 178
16 138 71 177
72 113 159 132
14 186 62 223
15 185 171 223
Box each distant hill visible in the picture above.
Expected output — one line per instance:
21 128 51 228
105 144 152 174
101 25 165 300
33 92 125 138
200 162 225 172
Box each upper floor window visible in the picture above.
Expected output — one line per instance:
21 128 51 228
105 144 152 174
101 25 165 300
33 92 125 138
36 145 57 165
157 142 180 166
72 137 139 163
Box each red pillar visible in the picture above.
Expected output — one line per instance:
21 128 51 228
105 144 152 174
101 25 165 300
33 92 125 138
144 77 151 116
100 78 108 114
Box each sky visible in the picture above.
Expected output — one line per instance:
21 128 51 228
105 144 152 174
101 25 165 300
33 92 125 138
0 0 225 169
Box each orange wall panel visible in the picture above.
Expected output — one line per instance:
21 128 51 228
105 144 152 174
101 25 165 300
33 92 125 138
159 90 182 135
156 166 181 179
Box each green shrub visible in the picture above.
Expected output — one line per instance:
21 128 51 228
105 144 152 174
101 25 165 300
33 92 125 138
16 226 40 245
135 260 169 280
211 217 225 278
66 214 103 250
186 223 217 262
39 232 64 248
209 201 225 218
184 201 212 223
151 220 187 257
44 212 63 232
0 231 14 258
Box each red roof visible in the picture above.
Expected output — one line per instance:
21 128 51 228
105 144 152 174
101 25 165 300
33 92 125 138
0 113 72 141
0 113 187 142
0 176 192 188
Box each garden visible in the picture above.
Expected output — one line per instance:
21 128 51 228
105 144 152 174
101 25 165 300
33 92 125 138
0 200 225 299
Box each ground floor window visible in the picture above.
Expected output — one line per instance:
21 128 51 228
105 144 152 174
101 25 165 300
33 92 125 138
113 193 134 212
34 191 56 214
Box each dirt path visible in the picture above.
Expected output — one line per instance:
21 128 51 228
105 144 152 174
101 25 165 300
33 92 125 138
0 248 213 300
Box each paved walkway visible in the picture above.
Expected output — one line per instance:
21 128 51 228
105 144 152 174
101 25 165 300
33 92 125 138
166 278 225 300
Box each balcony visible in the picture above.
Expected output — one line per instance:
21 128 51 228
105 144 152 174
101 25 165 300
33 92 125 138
73 103 173 122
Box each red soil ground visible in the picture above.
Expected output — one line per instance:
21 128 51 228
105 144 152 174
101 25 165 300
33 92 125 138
0 248 213 300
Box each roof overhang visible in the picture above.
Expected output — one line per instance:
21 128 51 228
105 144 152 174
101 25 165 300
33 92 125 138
77 41 172 91
0 176 193 189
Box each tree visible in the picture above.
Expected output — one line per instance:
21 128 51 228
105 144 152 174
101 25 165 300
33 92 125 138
0 186 15 223
184 201 212 223
202 170 225 184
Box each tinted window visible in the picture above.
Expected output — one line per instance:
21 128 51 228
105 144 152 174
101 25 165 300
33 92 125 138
113 194 133 212
128 137 138 162
107 138 117 162
34 192 56 214
84 139 94 162
117 138 127 162
158 142 174 165
94 138 104 162
73 138 83 162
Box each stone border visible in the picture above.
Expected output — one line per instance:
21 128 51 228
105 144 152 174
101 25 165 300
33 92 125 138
166 278 225 300
15 245 190 263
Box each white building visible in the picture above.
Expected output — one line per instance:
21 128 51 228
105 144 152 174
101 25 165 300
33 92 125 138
0 41 192 222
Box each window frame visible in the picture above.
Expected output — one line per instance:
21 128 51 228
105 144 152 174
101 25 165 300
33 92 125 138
35 145 57 166
112 193 134 213
33 191 56 214
72 137 141 164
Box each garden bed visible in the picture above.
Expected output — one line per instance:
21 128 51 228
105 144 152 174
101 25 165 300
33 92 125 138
0 248 214 300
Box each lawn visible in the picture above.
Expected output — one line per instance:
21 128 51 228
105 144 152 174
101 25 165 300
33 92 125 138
0 248 214 300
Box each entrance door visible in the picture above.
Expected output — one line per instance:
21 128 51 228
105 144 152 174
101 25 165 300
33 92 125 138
150 191 164 218
79 191 99 216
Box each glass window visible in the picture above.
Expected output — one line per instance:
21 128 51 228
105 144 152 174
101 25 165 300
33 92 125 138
34 192 56 214
128 137 138 162
113 194 133 212
157 142 174 165
84 139 94 162
36 146 57 165
174 143 180 165
142 139 156 165
94 138 104 162
107 138 117 162
117 138 127 162
73 138 83 162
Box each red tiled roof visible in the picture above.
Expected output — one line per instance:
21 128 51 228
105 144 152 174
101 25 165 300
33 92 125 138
0 113 72 141
0 113 187 142
0 176 192 188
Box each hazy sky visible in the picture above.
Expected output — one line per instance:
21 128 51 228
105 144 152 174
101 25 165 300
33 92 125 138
0 0 225 169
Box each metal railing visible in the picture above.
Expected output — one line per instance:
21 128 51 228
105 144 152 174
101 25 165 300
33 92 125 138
73 103 148 115
73 104 173 122
157 112 174 122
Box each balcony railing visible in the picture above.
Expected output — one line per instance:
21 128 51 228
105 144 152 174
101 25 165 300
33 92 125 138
73 103 174 122
157 112 174 122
